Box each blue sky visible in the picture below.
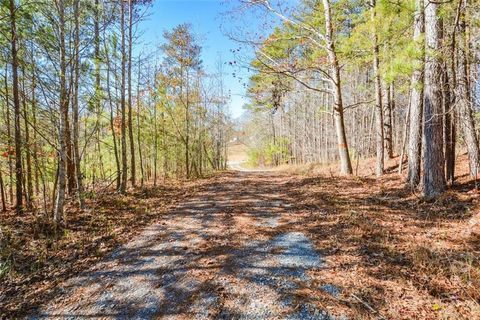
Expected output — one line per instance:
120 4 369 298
137 0 259 119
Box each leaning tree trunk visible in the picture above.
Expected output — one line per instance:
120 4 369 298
407 0 424 188
456 0 479 177
422 0 445 198
322 0 352 175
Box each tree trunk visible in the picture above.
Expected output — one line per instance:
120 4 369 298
128 0 136 187
120 0 128 193
21 72 33 208
407 0 424 187
65 115 75 195
54 0 68 224
30 50 40 196
73 0 85 208
153 95 158 186
136 60 145 187
9 0 23 213
0 164 6 211
443 63 455 184
456 0 479 177
4 67 14 204
322 0 352 175
385 83 394 159
422 0 445 198
398 97 411 174
65 54 75 195
371 0 384 176
104 38 121 190
185 69 190 178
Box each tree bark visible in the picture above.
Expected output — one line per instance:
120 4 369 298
9 0 23 213
73 0 85 208
153 89 158 186
371 0 384 176
128 0 136 187
21 71 33 208
4 67 13 204
398 97 411 174
422 0 445 198
65 113 75 195
385 83 394 159
322 0 352 175
54 0 68 224
0 163 6 211
136 59 145 187
105 49 121 191
120 0 128 193
30 50 40 196
407 0 424 187
456 0 479 177
443 63 455 184
185 68 190 178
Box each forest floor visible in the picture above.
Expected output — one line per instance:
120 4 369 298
1 155 480 319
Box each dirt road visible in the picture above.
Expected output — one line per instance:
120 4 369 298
33 171 337 319
29 159 480 320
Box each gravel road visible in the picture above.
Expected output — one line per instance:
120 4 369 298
32 171 342 320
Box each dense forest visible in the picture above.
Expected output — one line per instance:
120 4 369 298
0 0 230 219
1 0 480 319
241 0 480 198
